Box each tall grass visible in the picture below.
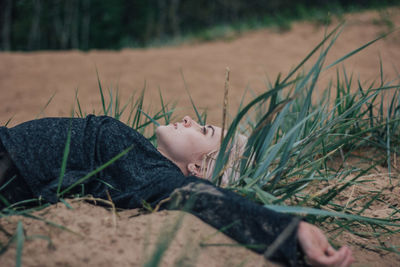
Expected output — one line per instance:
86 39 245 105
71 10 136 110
1 24 400 265
209 25 400 248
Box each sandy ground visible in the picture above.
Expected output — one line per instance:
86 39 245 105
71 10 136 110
0 163 399 267
1 9 400 127
1 8 400 267
0 202 271 267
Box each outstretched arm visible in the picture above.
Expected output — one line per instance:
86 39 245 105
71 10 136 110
161 178 302 266
157 178 353 267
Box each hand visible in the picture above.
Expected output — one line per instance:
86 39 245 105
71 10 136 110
297 221 354 267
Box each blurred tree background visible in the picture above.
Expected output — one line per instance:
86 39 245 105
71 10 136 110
0 0 398 51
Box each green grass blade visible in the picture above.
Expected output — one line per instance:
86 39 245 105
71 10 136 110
58 145 134 196
35 92 56 119
75 89 84 118
0 175 16 192
57 119 73 196
15 221 24 267
96 69 107 115
324 30 396 70
158 87 170 125
386 97 392 186
264 205 400 227
281 23 343 84
143 211 186 267
212 79 298 182
180 69 203 125
133 86 146 130
59 198 73 209
0 233 14 256
3 116 14 127
139 108 160 127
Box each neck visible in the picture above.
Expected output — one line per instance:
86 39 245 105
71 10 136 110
157 147 188 175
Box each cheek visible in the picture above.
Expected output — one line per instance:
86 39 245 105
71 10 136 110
173 131 195 150
156 127 191 153
157 126 207 161
170 134 199 160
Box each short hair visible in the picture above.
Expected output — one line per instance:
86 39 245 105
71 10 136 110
200 133 248 186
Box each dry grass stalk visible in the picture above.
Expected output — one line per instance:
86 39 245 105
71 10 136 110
221 67 230 146
72 195 119 231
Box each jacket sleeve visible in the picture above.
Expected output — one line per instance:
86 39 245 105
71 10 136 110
157 177 305 267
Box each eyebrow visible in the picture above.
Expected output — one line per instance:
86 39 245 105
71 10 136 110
207 125 215 136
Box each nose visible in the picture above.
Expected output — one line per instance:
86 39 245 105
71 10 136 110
182 116 192 127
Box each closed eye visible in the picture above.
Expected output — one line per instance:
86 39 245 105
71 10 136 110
207 125 215 136
202 125 215 136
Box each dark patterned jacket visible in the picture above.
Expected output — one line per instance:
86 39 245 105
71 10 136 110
0 115 304 266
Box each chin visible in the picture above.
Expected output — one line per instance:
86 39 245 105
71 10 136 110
155 125 172 145
156 125 168 137
155 126 163 140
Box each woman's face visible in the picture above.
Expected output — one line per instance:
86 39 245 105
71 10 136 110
156 116 222 174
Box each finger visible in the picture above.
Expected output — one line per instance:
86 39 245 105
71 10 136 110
339 247 354 267
349 253 355 266
339 254 351 267
333 246 352 267
338 248 349 267
326 245 336 256
312 246 347 266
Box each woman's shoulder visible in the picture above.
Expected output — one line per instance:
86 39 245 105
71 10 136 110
85 115 135 130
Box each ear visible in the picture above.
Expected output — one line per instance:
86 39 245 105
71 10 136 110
187 163 202 178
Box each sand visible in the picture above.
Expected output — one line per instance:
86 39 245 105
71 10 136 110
1 9 400 127
1 7 400 267
0 201 271 267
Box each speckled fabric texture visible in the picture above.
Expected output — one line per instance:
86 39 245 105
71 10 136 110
0 115 191 208
0 115 304 266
